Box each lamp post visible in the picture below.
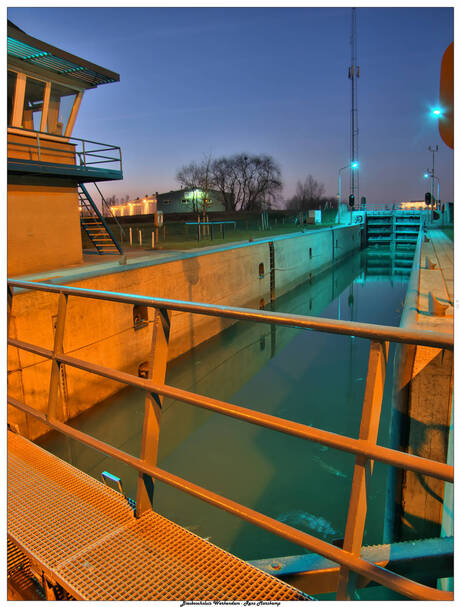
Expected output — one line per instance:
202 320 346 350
338 166 347 225
424 170 440 206
337 160 359 224
338 162 359 225
428 145 438 204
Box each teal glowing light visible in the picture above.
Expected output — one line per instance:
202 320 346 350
351 161 359 169
430 106 443 118
424 173 429 179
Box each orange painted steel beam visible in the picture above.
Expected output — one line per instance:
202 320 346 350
336 340 388 598
8 280 453 350
6 340 453 484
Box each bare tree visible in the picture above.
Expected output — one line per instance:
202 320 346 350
177 153 282 212
105 195 119 206
211 156 239 211
286 175 327 211
176 155 214 214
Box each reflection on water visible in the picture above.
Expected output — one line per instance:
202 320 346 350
38 250 409 563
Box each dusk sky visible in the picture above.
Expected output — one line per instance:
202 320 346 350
8 6 454 207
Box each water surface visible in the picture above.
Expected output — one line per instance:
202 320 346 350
38 250 409 567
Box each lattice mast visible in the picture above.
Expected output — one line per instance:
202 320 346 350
349 7 360 205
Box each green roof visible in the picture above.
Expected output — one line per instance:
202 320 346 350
7 20 119 88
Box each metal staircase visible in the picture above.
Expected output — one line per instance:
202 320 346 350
78 183 123 255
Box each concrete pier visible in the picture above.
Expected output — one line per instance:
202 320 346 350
388 229 453 541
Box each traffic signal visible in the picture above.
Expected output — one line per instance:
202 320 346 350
348 194 355 207
361 196 366 208
425 192 432 205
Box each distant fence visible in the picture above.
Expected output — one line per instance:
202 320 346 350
99 209 339 247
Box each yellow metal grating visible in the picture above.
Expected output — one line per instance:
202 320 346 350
8 432 310 601
8 431 134 571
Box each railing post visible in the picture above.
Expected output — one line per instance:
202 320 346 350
47 293 68 421
37 133 41 162
82 140 86 167
136 307 171 517
336 339 388 600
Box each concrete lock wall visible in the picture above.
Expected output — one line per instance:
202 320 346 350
8 184 82 276
385 230 453 544
8 226 362 440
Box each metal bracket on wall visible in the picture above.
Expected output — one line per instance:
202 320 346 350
269 241 275 302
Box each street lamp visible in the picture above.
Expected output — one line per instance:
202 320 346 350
424 170 440 206
338 162 359 224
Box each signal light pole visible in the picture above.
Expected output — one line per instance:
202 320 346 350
349 8 360 207
428 145 438 205
338 161 359 224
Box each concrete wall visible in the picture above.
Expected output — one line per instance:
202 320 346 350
8 184 82 276
385 230 453 542
8 226 362 439
273 225 359 294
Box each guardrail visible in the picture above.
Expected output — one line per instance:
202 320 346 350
7 127 122 173
7 279 453 601
93 182 126 241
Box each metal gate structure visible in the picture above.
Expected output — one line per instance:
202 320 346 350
7 278 453 600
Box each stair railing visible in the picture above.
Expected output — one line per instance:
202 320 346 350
92 182 126 244
78 184 123 254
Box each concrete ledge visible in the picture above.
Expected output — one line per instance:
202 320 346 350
387 229 453 542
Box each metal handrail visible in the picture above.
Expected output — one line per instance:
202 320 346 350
7 280 454 600
6 338 453 483
7 127 121 172
7 280 453 350
93 182 126 241
78 184 123 254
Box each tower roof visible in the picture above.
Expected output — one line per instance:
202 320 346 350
7 20 119 88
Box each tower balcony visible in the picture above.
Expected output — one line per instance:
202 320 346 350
8 127 123 183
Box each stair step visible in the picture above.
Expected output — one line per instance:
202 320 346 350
78 184 122 256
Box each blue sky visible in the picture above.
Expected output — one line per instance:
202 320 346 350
8 7 454 206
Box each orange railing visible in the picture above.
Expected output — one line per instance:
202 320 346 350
7 279 453 600
7 127 122 172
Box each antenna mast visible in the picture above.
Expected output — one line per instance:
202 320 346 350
348 7 359 205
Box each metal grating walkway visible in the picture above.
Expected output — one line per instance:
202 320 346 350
8 432 310 601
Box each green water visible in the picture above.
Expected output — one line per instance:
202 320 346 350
38 250 409 579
